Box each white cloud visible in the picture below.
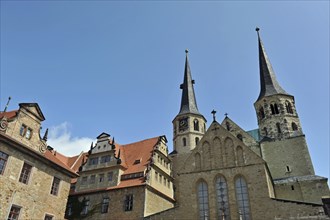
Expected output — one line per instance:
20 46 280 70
47 122 94 156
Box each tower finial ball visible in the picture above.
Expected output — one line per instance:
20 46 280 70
256 27 260 32
185 49 189 54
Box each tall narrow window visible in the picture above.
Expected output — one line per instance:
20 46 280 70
108 172 113 181
101 197 110 213
50 177 60 196
274 103 279 114
183 137 187 146
0 151 9 175
292 122 298 131
237 134 243 141
197 181 209 220
8 205 21 220
99 174 104 182
216 176 230 220
225 122 230 131
195 137 200 145
81 199 90 215
25 128 32 139
235 176 250 220
19 163 32 184
19 124 26 136
90 175 96 184
270 104 275 115
286 102 293 114
124 194 133 211
276 123 281 134
194 119 199 131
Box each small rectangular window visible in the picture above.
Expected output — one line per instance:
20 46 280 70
101 198 110 213
100 155 111 163
50 177 60 196
0 151 9 175
88 157 98 165
124 194 133 211
25 128 32 139
8 205 21 220
81 199 90 215
107 172 113 182
19 125 26 136
19 163 32 184
81 176 88 185
44 214 54 220
99 174 104 182
90 175 95 184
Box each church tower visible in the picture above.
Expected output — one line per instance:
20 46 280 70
253 28 315 179
172 50 206 154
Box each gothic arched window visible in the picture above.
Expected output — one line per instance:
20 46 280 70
226 122 230 131
292 122 298 131
195 137 200 145
270 104 275 115
286 102 293 114
197 181 209 220
194 119 200 131
215 176 230 220
235 176 250 220
183 138 187 146
274 103 279 114
276 123 281 134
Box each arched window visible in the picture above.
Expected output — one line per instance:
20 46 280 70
225 122 230 131
274 103 279 114
237 134 243 141
183 138 187 146
270 103 279 115
235 176 250 220
259 107 265 119
194 119 199 131
292 122 298 131
286 102 293 114
270 104 275 115
195 137 200 145
215 176 230 220
197 181 209 220
276 123 281 134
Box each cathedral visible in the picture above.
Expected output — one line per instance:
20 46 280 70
0 29 329 220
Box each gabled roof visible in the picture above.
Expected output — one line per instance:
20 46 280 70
19 103 46 121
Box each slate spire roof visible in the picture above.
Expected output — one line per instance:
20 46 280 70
256 28 289 101
178 50 202 116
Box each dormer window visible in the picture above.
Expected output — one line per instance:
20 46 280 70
134 159 141 164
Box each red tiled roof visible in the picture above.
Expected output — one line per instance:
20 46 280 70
44 150 77 175
71 136 162 194
119 137 159 175
0 110 18 120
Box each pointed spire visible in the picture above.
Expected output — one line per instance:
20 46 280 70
178 49 202 115
256 28 289 101
42 128 48 141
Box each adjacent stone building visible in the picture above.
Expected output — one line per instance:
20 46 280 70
66 133 174 219
0 103 78 220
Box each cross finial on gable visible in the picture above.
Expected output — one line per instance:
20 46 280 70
211 109 217 122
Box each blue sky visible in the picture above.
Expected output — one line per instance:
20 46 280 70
1 1 329 179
